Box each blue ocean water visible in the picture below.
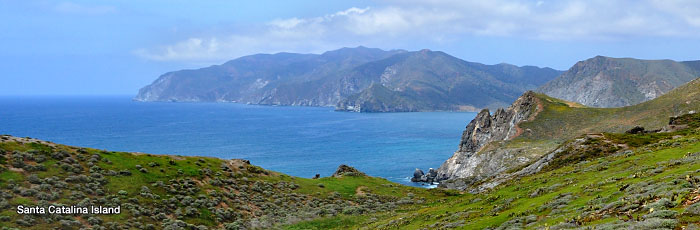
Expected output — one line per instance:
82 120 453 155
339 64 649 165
0 96 475 187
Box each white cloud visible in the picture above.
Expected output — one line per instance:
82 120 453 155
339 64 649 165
54 2 116 15
135 0 700 62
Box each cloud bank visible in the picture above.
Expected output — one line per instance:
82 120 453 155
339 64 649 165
135 0 700 62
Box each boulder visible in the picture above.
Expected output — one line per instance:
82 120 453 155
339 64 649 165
411 168 439 183
411 168 424 181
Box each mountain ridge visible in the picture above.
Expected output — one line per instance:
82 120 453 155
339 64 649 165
135 47 562 112
537 55 700 108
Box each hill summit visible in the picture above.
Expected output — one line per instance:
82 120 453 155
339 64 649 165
538 56 700 108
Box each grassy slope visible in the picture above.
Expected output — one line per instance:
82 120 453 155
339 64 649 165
0 136 453 230
1 117 699 230
520 78 700 141
287 79 700 229
290 115 700 229
480 78 700 168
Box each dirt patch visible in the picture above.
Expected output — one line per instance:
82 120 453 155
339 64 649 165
228 159 250 170
684 190 700 206
355 186 367 196
564 101 585 108
8 167 24 172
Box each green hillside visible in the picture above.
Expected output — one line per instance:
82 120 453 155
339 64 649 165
520 78 700 141
296 112 700 229
0 136 452 230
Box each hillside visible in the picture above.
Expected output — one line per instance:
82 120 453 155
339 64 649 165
135 47 561 112
434 78 700 190
537 56 700 108
334 50 562 112
312 112 700 229
3 113 700 229
0 135 451 229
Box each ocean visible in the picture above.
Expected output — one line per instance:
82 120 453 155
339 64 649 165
0 96 476 187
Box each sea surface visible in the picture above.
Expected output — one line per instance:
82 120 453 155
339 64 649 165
0 96 476 187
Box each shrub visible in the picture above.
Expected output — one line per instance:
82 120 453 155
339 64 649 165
644 210 678 219
648 198 674 210
633 218 678 229
685 202 700 215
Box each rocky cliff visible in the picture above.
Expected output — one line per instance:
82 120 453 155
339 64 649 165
434 91 541 182
426 78 700 191
537 56 700 108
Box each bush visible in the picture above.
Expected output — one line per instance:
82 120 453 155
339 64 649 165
685 202 700 215
644 210 678 219
634 218 677 229
648 198 674 210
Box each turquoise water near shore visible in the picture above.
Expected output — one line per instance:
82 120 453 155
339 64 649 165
0 96 476 187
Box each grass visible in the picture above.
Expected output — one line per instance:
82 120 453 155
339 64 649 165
1 80 699 229
286 118 700 229
0 135 452 229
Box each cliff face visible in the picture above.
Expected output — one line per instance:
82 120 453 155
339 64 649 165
334 83 421 112
436 91 540 181
537 56 700 108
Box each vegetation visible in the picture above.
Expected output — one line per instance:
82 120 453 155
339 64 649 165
0 135 452 230
3 76 700 229
472 78 700 178
520 77 700 141
2 112 700 229
287 112 700 229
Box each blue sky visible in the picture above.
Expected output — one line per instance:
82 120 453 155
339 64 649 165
2 0 700 95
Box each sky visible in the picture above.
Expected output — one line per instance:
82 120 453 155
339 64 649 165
1 0 700 95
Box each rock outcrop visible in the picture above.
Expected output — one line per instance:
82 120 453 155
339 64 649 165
457 133 627 192
456 112 700 193
416 91 540 187
410 168 439 183
332 164 366 177
437 91 540 180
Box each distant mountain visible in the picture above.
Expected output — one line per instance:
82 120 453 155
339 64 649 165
335 49 562 112
135 47 562 112
135 46 406 105
537 56 700 108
